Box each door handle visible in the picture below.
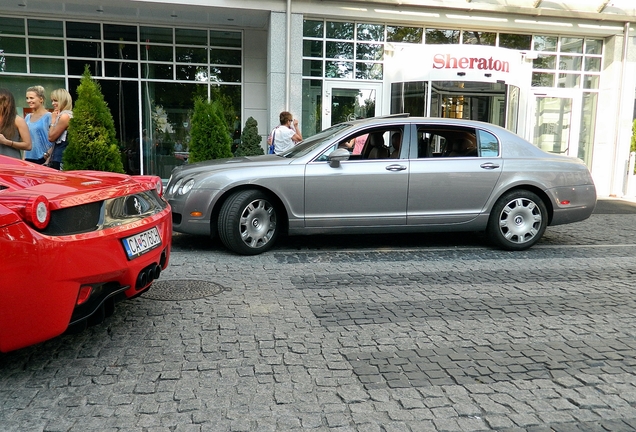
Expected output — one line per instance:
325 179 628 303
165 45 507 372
480 162 500 170
386 164 407 171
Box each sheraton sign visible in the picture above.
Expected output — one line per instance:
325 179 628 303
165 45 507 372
432 53 510 73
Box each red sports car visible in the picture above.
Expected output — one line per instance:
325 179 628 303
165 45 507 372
0 156 172 352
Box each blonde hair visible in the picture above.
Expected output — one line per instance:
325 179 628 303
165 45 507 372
26 85 46 101
50 88 73 112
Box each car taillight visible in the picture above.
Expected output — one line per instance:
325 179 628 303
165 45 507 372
25 195 50 230
155 178 163 196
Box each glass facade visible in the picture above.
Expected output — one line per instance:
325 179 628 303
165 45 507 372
0 17 242 177
302 18 603 168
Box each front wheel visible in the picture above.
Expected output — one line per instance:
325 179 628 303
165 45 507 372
487 190 548 251
218 190 279 255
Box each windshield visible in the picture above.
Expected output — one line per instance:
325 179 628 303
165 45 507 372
281 123 351 158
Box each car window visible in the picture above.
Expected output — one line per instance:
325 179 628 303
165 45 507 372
281 123 351 158
478 129 499 157
415 126 478 158
321 126 405 162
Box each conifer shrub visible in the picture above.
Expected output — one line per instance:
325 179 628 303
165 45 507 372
64 66 124 173
188 98 234 163
234 117 264 157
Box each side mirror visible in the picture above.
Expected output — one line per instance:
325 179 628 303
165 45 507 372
328 148 351 168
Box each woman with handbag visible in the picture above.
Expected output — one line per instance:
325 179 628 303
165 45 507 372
267 111 302 155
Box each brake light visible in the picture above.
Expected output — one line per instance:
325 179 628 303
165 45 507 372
25 195 50 230
155 178 163 196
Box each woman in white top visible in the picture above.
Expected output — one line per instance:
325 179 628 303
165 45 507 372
269 111 302 154
45 88 73 170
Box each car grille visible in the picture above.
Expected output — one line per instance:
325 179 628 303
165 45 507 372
43 190 167 236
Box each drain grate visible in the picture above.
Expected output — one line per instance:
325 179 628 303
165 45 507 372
142 279 229 301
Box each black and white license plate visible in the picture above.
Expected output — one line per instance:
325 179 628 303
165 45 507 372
122 227 162 260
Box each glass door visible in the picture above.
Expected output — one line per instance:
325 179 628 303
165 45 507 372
322 82 382 128
530 90 581 157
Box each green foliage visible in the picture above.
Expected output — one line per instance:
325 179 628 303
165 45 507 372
235 117 264 157
188 98 233 163
64 66 124 173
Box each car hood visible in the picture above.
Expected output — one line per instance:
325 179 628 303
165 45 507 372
0 159 159 210
171 155 290 177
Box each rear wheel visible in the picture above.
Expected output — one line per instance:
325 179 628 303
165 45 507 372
218 190 279 255
487 190 547 251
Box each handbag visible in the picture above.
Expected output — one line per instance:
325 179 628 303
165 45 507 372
268 129 276 154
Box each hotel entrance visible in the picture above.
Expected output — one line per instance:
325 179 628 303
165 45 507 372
390 80 512 128
384 44 528 135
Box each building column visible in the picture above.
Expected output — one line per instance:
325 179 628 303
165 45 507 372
267 11 304 134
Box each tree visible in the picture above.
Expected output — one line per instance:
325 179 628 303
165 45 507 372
64 66 125 173
234 117 264 157
188 98 233 163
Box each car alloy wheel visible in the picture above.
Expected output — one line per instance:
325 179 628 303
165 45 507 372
488 190 547 251
218 190 279 255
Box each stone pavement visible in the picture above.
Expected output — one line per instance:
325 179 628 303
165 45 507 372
1 200 636 431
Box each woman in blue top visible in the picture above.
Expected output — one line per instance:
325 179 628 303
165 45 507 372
24 85 52 164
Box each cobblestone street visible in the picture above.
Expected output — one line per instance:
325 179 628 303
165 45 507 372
1 199 636 431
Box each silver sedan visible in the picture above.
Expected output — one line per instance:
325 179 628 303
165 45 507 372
165 116 596 255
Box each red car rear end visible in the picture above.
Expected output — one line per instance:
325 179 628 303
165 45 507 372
0 157 172 352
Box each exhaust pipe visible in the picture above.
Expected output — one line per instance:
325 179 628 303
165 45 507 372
135 263 162 290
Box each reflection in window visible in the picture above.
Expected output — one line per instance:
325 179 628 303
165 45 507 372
533 55 556 70
557 73 580 88
355 62 382 80
210 48 241 65
560 37 583 54
28 20 63 37
30 39 63 56
326 21 354 40
478 130 499 157
175 28 207 45
104 24 137 42
30 57 64 74
386 26 423 44
104 43 137 60
533 35 557 52
0 36 26 54
326 41 353 60
356 23 384 41
66 21 100 39
303 40 323 57
177 47 207 64
356 43 383 61
67 40 100 58
326 61 353 79
303 20 324 38
303 60 323 77
302 79 322 137
176 65 209 81
499 34 531 50
578 92 597 167
425 29 459 44
143 45 173 62
462 31 496 46
141 27 173 44
532 72 555 87
210 31 241 48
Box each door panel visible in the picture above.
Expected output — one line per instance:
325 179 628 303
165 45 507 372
304 159 408 227
407 158 502 225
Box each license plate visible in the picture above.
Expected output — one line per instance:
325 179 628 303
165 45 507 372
122 227 162 260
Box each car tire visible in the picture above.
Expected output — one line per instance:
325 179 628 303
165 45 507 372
218 190 279 255
487 190 548 251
